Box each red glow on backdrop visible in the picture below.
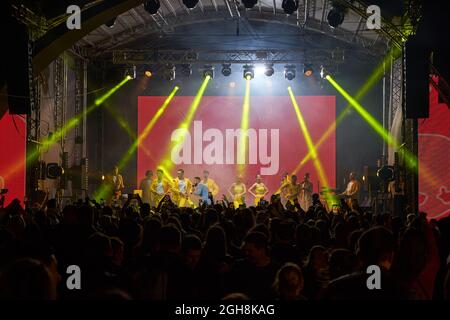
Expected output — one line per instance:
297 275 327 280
137 96 336 204
418 78 450 219
0 114 26 206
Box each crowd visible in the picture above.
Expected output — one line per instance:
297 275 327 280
0 192 449 300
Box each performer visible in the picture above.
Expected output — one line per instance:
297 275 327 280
340 172 360 205
228 175 247 208
285 174 301 206
388 174 405 218
278 171 291 202
111 166 124 203
193 176 211 206
139 170 153 205
151 168 170 207
249 174 268 206
202 170 219 201
299 173 313 211
171 168 193 208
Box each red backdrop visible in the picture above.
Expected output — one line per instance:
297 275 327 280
0 113 26 206
137 95 336 204
418 78 450 219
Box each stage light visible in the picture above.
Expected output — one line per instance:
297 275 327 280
319 65 330 79
163 64 176 81
284 65 296 80
222 64 232 76
180 64 192 77
242 0 258 8
183 0 199 9
255 65 265 76
264 64 275 77
144 70 152 78
46 163 64 179
282 0 299 14
327 1 346 28
243 65 254 80
125 66 136 80
303 64 314 77
144 0 160 14
105 18 116 28
203 65 214 79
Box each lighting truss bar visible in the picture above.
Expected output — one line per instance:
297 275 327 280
112 48 347 65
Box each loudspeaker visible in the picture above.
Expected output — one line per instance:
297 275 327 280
6 17 31 115
404 36 430 119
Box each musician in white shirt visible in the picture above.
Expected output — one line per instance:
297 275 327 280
340 172 360 201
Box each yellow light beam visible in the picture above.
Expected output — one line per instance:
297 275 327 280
326 74 439 186
158 76 211 180
287 87 334 205
292 46 402 175
104 103 152 157
117 86 179 170
237 78 251 175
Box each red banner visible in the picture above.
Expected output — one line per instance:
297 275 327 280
418 79 450 219
0 114 26 206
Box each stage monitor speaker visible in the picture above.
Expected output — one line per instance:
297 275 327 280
404 36 430 119
6 17 31 115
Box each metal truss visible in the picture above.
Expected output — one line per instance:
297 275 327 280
92 8 387 56
335 0 420 49
389 56 403 129
112 48 347 66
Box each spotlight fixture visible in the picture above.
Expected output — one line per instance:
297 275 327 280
183 0 199 9
104 18 116 28
243 65 254 80
144 0 160 14
125 66 136 79
203 65 214 79
284 65 296 81
242 0 258 8
303 64 314 77
264 64 275 77
319 65 330 79
46 163 64 179
221 64 232 77
282 0 299 14
327 1 346 28
180 64 192 77
144 70 153 78
163 64 176 81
